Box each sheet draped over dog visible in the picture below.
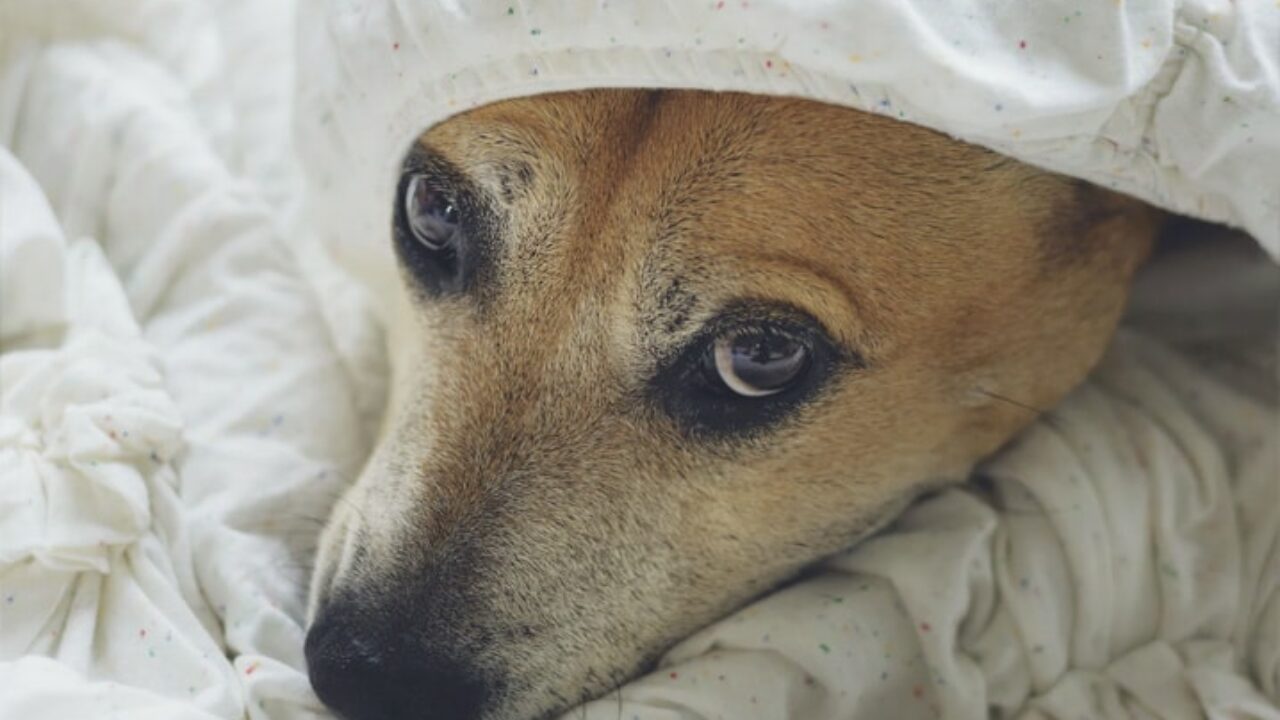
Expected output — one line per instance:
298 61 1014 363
293 0 1280 310
0 1 1277 719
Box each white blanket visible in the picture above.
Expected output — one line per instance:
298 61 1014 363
1 1 1277 719
294 0 1280 314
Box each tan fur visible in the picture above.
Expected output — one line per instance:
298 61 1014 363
308 90 1162 720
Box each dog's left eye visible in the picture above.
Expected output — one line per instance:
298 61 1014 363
652 311 844 437
702 331 811 397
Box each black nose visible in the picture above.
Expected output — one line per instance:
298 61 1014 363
305 607 489 720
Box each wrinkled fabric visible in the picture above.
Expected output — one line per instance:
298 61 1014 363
294 0 1280 323
2 3 358 716
1 1 1277 719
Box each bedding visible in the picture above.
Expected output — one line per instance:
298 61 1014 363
0 1 1277 719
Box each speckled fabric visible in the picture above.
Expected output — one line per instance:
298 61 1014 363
295 0 1279 310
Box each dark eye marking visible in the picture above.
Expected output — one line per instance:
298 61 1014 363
495 160 536 204
657 277 697 335
649 303 860 438
515 162 535 186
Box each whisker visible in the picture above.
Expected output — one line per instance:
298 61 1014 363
977 388 1062 430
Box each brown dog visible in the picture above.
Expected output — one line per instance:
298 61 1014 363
304 89 1163 720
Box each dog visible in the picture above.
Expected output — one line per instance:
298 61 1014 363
303 89 1164 720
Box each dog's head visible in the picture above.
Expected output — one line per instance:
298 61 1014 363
305 90 1161 720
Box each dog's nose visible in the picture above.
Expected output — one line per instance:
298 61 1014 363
305 607 488 720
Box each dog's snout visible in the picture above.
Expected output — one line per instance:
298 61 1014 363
305 605 489 720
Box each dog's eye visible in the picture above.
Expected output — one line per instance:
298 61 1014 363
701 331 811 397
651 307 847 437
404 174 460 250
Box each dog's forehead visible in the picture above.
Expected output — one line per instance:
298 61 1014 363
418 93 868 329
413 90 1071 364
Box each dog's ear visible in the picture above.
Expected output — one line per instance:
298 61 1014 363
1043 182 1166 273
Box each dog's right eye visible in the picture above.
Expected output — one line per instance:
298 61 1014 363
403 174 461 250
395 170 476 295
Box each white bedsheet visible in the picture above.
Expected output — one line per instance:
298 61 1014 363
0 2 1277 719
294 0 1280 316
